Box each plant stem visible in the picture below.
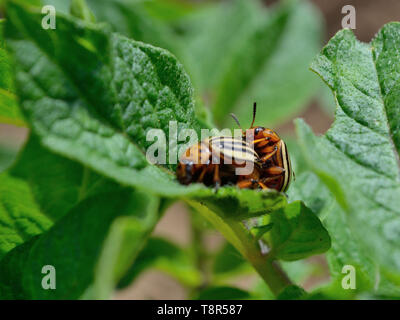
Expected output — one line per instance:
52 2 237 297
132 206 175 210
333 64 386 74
228 220 292 295
186 200 292 297
189 209 209 295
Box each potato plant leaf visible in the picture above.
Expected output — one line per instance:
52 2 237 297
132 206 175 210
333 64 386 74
179 0 264 93
84 0 184 60
251 223 274 240
0 135 157 299
0 19 25 126
295 23 400 292
70 0 96 23
288 171 379 297
267 201 331 261
0 172 50 261
117 237 202 289
0 135 120 260
213 242 248 277
84 201 162 299
277 284 307 300
0 189 159 299
11 135 120 221
195 286 253 300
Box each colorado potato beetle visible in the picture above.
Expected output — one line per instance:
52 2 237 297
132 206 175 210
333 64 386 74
176 136 266 189
230 102 294 192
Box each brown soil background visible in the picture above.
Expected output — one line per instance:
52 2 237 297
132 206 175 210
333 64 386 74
1 0 399 299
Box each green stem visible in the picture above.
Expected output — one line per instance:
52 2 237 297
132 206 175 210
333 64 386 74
186 200 292 297
189 210 209 295
228 220 292 296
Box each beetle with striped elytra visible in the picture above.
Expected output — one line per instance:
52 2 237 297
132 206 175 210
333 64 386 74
230 102 294 192
176 102 294 192
176 135 267 189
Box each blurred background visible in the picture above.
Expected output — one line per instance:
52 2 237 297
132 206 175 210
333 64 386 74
1 0 400 299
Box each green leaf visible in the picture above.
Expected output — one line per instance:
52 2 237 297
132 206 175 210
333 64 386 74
4 0 288 220
70 0 96 22
118 237 201 289
11 135 119 220
84 199 161 299
0 172 50 261
142 0 198 22
277 284 306 300
251 223 274 240
180 0 264 93
85 0 183 58
295 23 400 292
191 188 288 221
7 5 200 169
212 0 322 128
0 19 25 126
211 241 317 285
0 135 161 299
0 89 23 126
288 171 378 296
6 0 194 175
0 137 158 299
213 242 249 277
0 189 159 299
0 135 121 259
268 201 331 261
195 286 253 300
0 144 18 172
81 0 213 126
251 259 316 300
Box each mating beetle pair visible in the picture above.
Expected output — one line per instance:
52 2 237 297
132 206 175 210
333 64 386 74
176 103 293 192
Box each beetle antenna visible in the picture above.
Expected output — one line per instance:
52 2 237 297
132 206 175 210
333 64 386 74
230 113 244 134
250 102 257 128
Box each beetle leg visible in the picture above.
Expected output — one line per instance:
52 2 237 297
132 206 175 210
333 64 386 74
213 164 221 189
265 166 285 175
237 180 250 188
236 178 258 189
252 138 269 144
259 144 276 154
260 146 278 162
237 179 269 190
261 176 281 182
237 179 255 189
258 181 269 190
253 139 270 148
197 166 207 182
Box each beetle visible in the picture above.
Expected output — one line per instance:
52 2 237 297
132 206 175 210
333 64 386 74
230 102 294 192
176 135 268 189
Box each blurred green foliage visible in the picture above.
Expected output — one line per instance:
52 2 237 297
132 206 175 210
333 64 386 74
44 0 324 128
